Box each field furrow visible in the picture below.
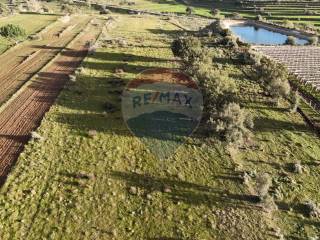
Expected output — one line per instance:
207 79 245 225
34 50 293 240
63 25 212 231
0 17 103 184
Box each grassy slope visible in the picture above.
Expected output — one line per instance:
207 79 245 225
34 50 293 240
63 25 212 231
0 14 58 54
0 13 320 240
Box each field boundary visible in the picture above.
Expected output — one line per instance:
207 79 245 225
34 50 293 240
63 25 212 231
0 18 92 116
0 14 60 57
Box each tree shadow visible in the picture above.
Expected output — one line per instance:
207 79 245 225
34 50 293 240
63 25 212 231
31 45 66 50
254 117 311 133
110 171 261 209
89 51 174 63
83 61 161 73
147 29 184 38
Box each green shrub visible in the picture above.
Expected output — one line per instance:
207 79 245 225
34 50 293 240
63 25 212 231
211 8 220 17
230 12 242 19
283 20 294 29
255 173 272 201
290 91 301 113
308 36 318 45
285 36 296 45
238 49 263 65
171 37 201 58
0 24 26 38
221 35 238 48
0 3 10 15
255 15 264 21
196 67 236 108
214 102 254 145
171 36 211 72
186 6 193 15
61 4 75 14
257 58 291 104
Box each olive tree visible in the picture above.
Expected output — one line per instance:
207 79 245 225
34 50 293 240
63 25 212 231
257 58 291 104
214 102 254 145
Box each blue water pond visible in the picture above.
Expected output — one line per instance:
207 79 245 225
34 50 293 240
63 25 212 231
229 24 308 45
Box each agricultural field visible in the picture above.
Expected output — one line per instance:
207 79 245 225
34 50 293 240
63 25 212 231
107 0 320 31
0 12 319 240
0 13 58 53
0 0 319 239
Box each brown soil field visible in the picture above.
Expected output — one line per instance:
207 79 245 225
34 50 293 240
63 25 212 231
254 46 320 91
0 15 91 106
0 18 103 184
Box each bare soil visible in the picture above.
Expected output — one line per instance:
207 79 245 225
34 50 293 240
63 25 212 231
0 18 103 185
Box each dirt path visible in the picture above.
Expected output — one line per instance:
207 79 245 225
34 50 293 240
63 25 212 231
0 19 103 184
0 15 91 106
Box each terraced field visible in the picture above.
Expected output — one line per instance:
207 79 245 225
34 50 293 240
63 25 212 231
254 45 320 90
108 0 320 30
0 15 91 106
0 14 105 184
254 45 320 113
0 17 103 184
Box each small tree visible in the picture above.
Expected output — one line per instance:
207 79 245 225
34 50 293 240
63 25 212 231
255 173 272 201
290 91 301 113
257 58 291 104
0 3 9 15
186 6 193 15
171 36 204 67
26 0 42 12
211 8 220 17
255 14 264 21
221 35 238 48
308 36 318 46
214 102 254 145
238 49 263 65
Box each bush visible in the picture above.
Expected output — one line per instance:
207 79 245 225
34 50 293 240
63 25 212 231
211 8 220 17
285 36 296 45
230 12 242 19
0 3 9 15
290 91 301 113
171 36 201 58
26 0 42 12
308 36 318 45
238 49 263 65
283 19 294 29
61 4 75 14
302 201 320 218
186 6 193 15
255 15 264 21
0 24 26 38
221 35 238 48
257 58 291 104
214 102 254 145
255 173 272 200
206 20 227 36
196 67 236 110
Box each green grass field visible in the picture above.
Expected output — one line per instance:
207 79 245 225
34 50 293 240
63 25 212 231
0 14 58 54
0 13 319 239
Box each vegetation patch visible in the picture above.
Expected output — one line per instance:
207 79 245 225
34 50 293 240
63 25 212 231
0 24 26 38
